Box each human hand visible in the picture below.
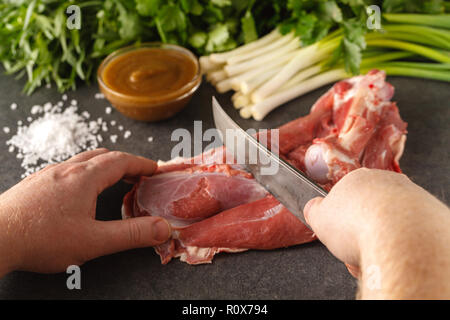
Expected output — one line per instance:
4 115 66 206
0 149 171 277
303 168 450 299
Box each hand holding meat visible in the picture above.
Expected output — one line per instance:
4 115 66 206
304 168 450 299
0 149 171 277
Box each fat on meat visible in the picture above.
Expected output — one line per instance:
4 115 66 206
122 69 407 265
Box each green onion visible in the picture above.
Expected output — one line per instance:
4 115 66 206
365 39 450 63
383 25 450 44
383 14 450 29
362 64 450 82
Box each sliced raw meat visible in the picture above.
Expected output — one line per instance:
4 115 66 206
124 164 268 227
122 69 408 265
156 196 315 264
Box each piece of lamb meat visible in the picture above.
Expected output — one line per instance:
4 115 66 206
123 163 315 264
155 195 314 264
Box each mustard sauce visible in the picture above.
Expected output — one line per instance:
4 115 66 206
101 48 198 99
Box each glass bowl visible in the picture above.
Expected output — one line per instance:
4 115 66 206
97 43 202 122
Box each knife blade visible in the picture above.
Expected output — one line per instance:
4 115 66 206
212 96 327 228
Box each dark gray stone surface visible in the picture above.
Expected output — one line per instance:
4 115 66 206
0 72 448 299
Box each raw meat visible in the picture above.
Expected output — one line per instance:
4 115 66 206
124 164 268 227
280 69 407 189
122 69 407 265
159 195 314 264
122 162 315 264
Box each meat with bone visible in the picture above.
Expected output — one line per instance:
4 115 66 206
122 69 407 264
281 69 407 189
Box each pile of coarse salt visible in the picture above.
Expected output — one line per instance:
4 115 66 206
6 94 132 178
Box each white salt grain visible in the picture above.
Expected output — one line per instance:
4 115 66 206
71 99 77 106
89 121 98 130
118 125 124 131
124 130 131 139
10 103 17 110
148 136 153 142
3 127 10 134
105 107 112 114
31 105 42 115
27 117 33 122
62 94 68 101
110 120 116 126
110 135 118 143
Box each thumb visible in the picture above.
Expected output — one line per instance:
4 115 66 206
345 263 361 279
303 195 360 268
303 197 324 232
89 217 172 258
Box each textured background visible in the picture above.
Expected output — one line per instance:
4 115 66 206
0 72 448 299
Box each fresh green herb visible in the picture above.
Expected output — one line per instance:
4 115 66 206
1 0 270 94
241 10 258 44
0 0 449 95
382 0 447 14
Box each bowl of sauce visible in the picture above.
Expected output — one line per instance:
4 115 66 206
98 43 201 122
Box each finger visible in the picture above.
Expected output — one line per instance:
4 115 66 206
88 217 172 258
65 148 110 163
345 263 361 279
303 197 324 228
123 177 141 184
304 195 360 267
86 151 157 194
25 149 110 181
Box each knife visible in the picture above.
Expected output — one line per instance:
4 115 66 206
212 96 327 228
